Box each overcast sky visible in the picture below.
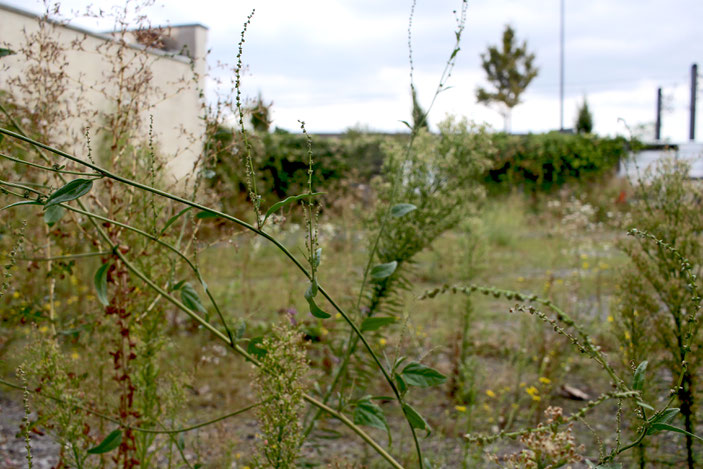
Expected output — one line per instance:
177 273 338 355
5 0 703 141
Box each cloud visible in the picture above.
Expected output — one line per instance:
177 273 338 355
4 0 701 140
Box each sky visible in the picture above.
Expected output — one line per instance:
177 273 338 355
4 0 703 141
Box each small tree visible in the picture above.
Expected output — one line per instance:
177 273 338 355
476 25 538 132
248 92 272 132
411 87 429 132
575 97 594 134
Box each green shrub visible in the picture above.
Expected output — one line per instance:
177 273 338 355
486 132 630 193
206 126 396 214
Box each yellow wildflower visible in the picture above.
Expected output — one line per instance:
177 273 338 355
582 262 590 270
485 389 496 398
39 325 49 334
455 405 467 413
12 291 20 299
379 338 387 346
539 377 551 385
71 351 79 360
607 315 614 323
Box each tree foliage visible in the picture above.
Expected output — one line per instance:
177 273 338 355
411 87 429 132
248 93 272 133
476 25 538 129
575 97 594 134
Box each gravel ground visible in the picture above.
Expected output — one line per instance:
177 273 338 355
0 392 59 469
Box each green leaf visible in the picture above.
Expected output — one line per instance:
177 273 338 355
636 401 654 411
370 261 397 280
646 408 680 435
361 317 396 332
87 429 122 454
450 47 460 60
180 282 206 313
0 48 14 58
94 263 110 306
649 423 703 442
313 247 322 268
401 362 447 388
304 284 330 319
0 200 41 211
353 397 388 432
160 207 191 235
390 203 417 218
45 178 93 208
394 372 408 394
44 205 65 227
402 403 430 435
195 210 219 219
264 192 323 223
247 336 267 359
399 120 412 130
633 360 648 391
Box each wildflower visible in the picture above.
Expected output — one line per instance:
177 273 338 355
378 338 387 346
526 386 541 401
582 262 590 270
12 291 20 299
607 315 614 323
39 325 49 334
485 389 496 398
71 350 79 360
539 377 551 385
335 313 341 319
320 327 329 336
455 405 467 412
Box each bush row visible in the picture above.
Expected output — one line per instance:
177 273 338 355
207 128 632 210
485 132 632 192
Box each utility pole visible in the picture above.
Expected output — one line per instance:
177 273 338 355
656 87 662 141
690 63 698 141
559 0 564 131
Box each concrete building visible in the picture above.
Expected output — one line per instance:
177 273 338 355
0 2 208 181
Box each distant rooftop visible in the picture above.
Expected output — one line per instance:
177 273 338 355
0 1 206 62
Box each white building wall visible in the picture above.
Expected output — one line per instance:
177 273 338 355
0 4 208 182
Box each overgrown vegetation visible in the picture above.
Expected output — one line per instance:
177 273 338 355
0 1 701 468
